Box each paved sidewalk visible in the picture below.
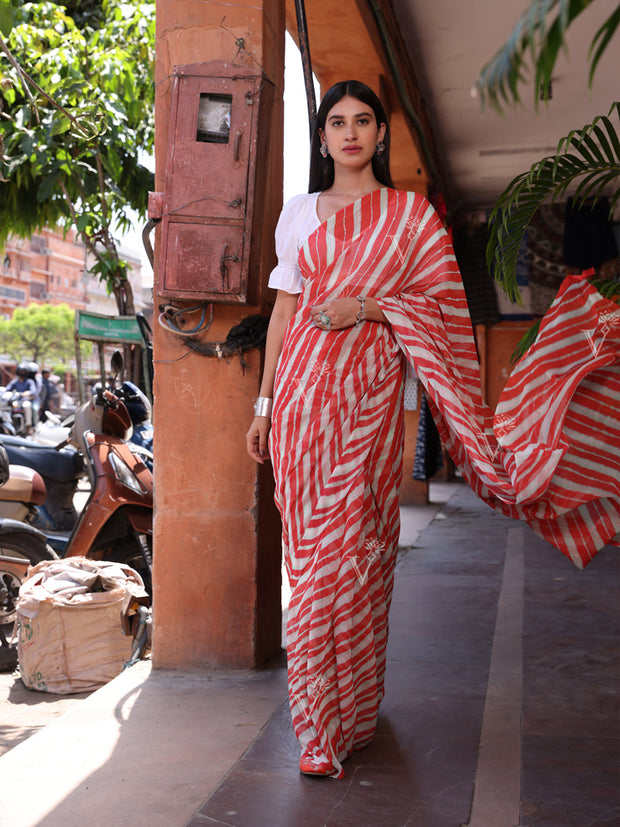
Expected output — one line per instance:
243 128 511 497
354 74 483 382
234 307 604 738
192 484 619 827
0 482 618 827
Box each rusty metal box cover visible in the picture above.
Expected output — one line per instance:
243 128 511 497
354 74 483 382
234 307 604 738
159 62 274 303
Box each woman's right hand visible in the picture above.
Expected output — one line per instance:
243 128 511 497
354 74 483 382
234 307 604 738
246 416 271 464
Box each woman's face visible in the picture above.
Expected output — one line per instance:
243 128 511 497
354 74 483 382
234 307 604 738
319 95 386 173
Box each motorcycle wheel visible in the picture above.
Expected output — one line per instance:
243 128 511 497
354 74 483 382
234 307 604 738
0 532 57 636
108 536 152 596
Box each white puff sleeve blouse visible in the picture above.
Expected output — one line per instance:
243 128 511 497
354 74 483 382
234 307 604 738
267 192 321 294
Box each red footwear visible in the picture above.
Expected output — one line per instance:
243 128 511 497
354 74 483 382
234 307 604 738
299 749 335 777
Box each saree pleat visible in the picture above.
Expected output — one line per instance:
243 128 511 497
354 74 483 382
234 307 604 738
270 187 620 775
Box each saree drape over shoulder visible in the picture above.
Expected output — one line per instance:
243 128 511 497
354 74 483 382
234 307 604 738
270 188 620 777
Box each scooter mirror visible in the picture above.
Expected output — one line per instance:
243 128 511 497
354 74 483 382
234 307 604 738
111 351 124 378
42 411 62 425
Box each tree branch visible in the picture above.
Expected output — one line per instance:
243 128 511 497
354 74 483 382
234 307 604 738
0 32 97 138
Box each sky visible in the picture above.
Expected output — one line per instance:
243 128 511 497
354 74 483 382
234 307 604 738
282 31 319 201
121 33 317 288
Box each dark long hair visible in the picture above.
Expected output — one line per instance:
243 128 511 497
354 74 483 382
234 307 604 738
308 80 394 193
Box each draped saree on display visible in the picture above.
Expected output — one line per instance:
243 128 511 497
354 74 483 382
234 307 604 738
270 187 620 777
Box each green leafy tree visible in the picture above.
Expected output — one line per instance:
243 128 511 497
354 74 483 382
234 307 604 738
476 0 620 350
0 0 155 314
0 302 76 366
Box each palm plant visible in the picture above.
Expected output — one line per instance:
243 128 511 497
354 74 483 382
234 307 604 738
477 0 620 356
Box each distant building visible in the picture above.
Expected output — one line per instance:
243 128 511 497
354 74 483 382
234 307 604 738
1 228 143 319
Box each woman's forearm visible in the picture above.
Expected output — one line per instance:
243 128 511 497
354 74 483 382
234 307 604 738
258 291 299 398
364 297 387 324
259 322 286 398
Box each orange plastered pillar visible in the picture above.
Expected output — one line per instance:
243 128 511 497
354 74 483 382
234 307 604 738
152 0 285 668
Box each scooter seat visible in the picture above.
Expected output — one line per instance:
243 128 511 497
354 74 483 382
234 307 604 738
1 436 84 482
2 465 47 505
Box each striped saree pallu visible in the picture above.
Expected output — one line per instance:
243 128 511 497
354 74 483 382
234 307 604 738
270 188 620 774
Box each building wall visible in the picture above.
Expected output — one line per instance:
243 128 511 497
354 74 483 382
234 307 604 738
1 228 143 318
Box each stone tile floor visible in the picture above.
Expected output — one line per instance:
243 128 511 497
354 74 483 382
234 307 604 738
191 484 620 827
1 482 617 827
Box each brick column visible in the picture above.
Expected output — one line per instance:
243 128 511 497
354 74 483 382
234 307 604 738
152 0 285 668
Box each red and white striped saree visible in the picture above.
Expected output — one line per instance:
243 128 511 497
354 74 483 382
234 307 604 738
270 187 620 776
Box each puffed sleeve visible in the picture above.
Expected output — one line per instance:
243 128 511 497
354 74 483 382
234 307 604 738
267 194 312 294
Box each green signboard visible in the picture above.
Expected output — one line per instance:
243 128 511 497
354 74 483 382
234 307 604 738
75 311 143 344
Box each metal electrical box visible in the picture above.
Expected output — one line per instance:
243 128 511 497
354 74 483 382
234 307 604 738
158 61 274 304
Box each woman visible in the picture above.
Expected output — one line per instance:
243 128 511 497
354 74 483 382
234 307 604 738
247 81 620 778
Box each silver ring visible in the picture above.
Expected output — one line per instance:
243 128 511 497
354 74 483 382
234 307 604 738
319 312 331 330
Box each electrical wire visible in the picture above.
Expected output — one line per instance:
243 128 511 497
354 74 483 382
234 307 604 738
157 302 214 336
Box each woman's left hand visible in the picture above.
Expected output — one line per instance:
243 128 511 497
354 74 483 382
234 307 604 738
310 297 360 331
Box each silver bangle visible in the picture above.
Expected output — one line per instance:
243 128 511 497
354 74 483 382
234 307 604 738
355 295 366 326
254 396 273 418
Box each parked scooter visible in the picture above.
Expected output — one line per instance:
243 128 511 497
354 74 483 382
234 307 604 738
55 380 153 590
0 448 57 668
1 379 152 545
0 378 153 661
33 389 152 457
1 434 84 538
0 372 153 668
31 411 72 447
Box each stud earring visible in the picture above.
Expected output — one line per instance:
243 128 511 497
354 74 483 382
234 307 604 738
320 143 329 158
375 141 385 155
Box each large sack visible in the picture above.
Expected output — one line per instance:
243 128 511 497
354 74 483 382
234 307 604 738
16 557 148 694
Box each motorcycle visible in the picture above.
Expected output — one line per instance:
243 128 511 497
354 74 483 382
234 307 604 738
0 340 154 668
0 380 152 540
32 411 72 447
0 377 154 669
53 382 153 590
32 380 152 459
0 389 31 436
1 434 84 540
0 450 57 669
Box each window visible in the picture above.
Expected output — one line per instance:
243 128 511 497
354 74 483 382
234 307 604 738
197 94 232 143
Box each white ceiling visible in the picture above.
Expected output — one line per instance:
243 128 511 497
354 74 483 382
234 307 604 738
391 0 620 210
